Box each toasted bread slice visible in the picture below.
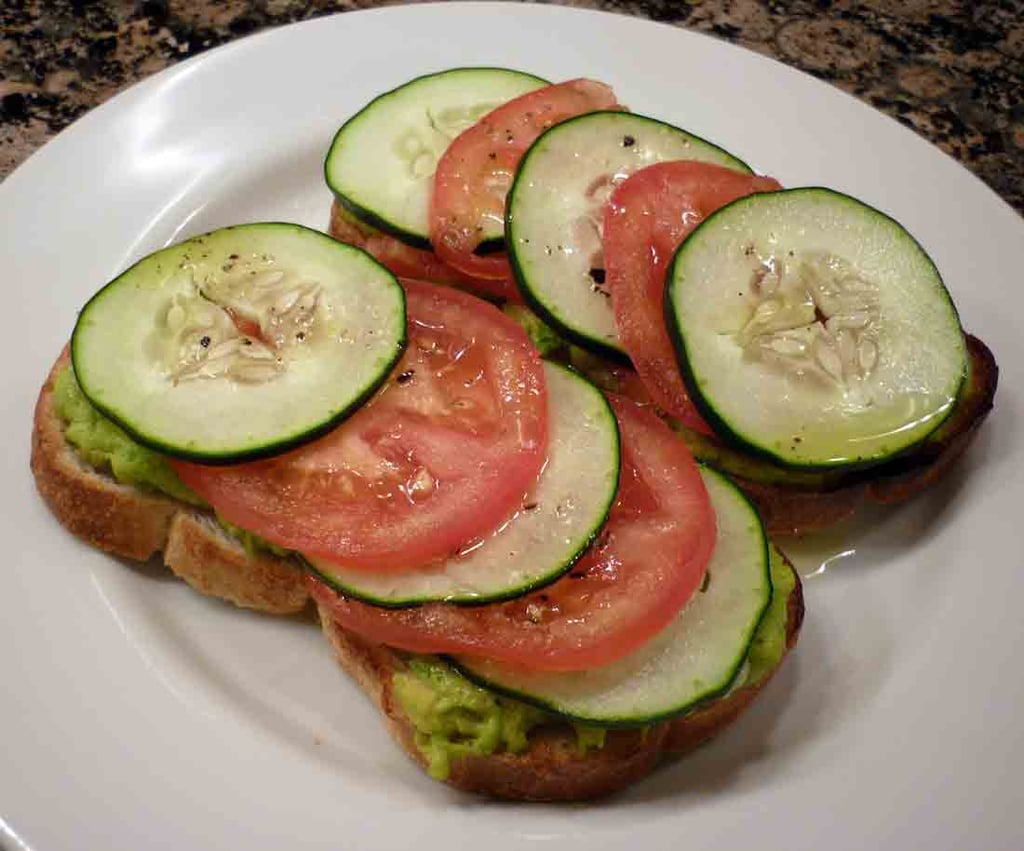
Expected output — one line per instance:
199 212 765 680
30 349 309 614
314 563 804 801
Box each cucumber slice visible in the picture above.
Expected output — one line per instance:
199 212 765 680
507 111 751 360
305 362 619 605
71 223 406 463
325 67 548 251
453 466 772 726
666 188 968 470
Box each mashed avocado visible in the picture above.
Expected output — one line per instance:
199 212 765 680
392 657 550 780
392 657 608 780
215 517 290 559
502 304 567 357
392 557 794 777
54 366 293 555
53 366 204 506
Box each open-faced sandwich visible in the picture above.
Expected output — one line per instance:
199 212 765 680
31 66 995 801
31 226 802 799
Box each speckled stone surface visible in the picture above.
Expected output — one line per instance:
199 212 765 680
2 0 1022 214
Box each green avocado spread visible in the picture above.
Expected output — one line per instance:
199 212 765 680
53 366 293 555
502 304 567 357
53 366 204 506
392 550 794 779
392 656 608 780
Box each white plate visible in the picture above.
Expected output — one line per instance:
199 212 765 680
2 4 1021 850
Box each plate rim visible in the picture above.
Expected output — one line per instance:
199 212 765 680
2 5 1021 851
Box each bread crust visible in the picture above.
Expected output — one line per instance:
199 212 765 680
315 564 804 801
30 350 309 614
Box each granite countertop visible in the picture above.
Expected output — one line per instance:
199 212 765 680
1 0 1022 215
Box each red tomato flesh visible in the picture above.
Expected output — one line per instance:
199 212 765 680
328 201 518 302
430 79 620 283
172 279 548 571
603 161 782 433
310 395 716 671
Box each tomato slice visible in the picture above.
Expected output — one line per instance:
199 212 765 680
328 201 518 302
604 161 782 433
430 79 620 283
310 395 716 671
172 279 548 571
